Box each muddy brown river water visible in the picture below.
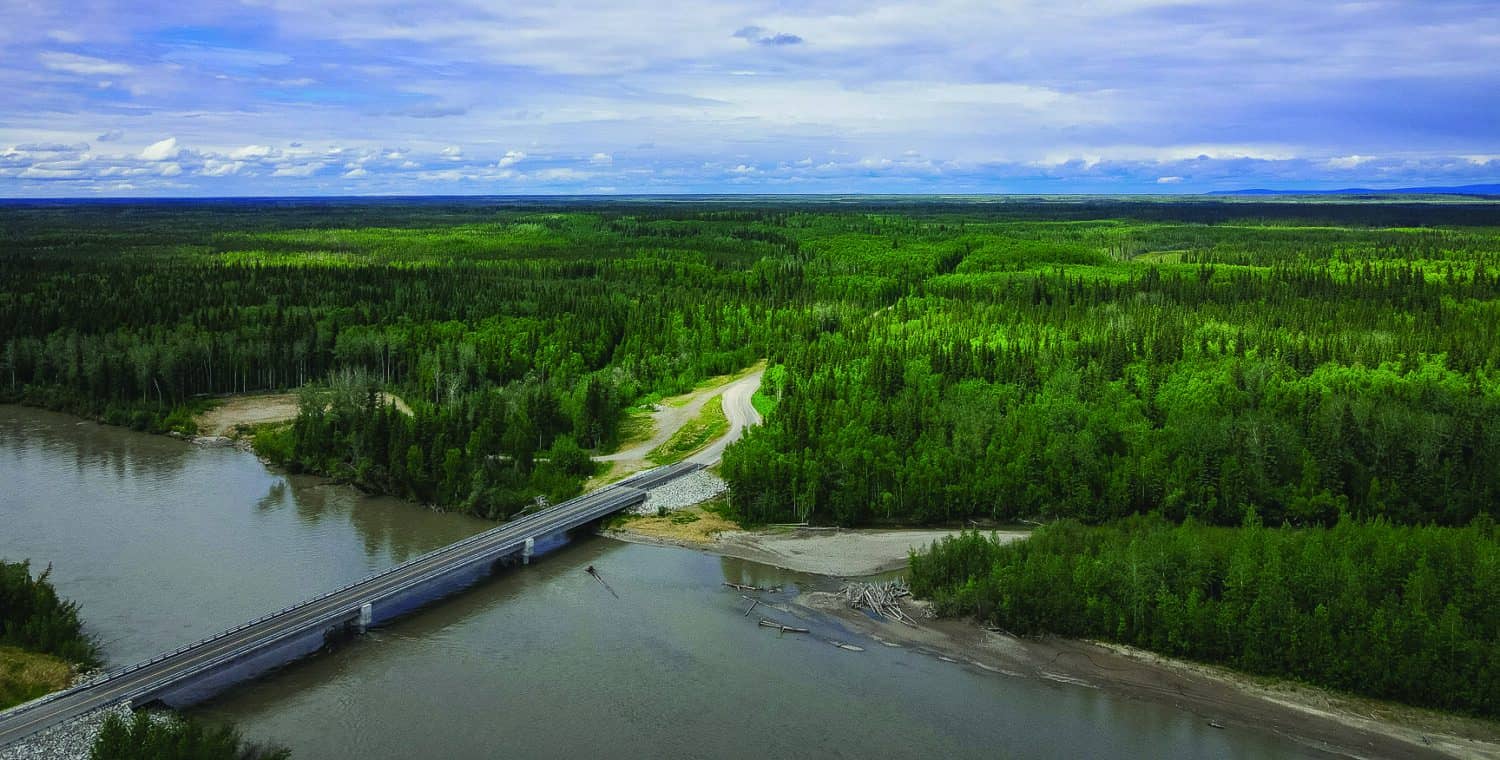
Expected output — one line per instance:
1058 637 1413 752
1 406 1319 758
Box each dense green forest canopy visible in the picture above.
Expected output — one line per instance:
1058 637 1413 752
3 197 1499 525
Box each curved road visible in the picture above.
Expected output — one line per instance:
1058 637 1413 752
689 369 763 465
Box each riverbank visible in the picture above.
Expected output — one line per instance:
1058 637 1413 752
797 591 1500 760
607 507 1022 576
608 492 1500 759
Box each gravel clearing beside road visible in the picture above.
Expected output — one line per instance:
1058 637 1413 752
635 470 728 514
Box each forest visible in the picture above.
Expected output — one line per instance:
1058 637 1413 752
4 196 1499 716
5 198 1499 525
909 517 1499 715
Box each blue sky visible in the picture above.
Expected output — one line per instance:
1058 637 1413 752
1 0 1496 196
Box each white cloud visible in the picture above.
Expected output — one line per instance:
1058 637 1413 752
527 168 588 181
230 145 275 160
344 167 368 178
1156 175 1184 184
589 152 613 165
496 150 526 168
38 52 134 76
139 138 179 161
200 160 245 177
1325 155 1373 169
271 162 325 177
19 166 83 179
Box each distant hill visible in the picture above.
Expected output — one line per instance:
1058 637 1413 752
1211 184 1500 197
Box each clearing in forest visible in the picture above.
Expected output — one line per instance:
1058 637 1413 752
194 391 413 437
592 361 764 485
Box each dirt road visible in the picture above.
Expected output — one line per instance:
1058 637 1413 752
594 366 764 484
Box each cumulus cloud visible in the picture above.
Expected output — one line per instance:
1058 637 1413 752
1156 176 1184 184
200 160 245 177
589 152 613 165
230 145 275 160
139 138 179 161
497 150 526 168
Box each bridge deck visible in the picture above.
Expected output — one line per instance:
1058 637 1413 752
0 461 702 747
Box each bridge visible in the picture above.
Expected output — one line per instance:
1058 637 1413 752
0 460 704 747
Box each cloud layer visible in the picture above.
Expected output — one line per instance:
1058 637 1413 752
1 1 1496 195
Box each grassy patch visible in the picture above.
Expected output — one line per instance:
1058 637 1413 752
615 499 740 544
647 398 728 464
0 646 72 710
608 408 655 453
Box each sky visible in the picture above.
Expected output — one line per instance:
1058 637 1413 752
1 0 1497 196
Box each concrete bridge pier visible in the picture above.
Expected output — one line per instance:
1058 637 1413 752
523 537 535 565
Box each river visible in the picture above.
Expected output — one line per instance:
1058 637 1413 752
0 406 1315 758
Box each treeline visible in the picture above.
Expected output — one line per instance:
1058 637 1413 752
6 202 1500 523
257 373 597 518
0 560 98 668
908 516 1500 716
2 211 779 511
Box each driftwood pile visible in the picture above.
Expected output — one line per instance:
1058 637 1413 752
841 580 918 626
